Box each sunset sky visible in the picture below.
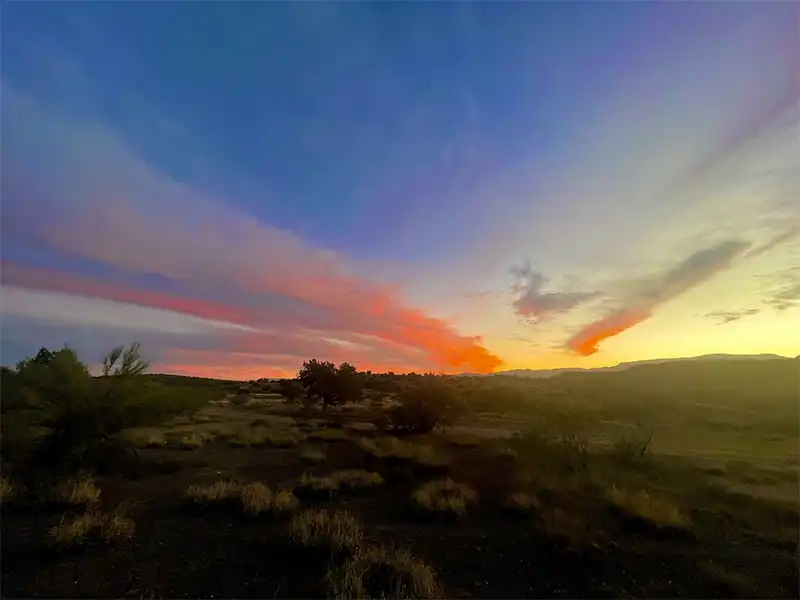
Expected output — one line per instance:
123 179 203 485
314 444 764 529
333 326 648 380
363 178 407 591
2 3 798 379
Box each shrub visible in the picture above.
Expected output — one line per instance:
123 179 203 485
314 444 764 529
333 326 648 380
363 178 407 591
328 545 442 599
186 480 242 505
607 485 687 529
411 479 477 520
295 474 340 500
48 511 135 548
504 492 540 518
53 475 101 507
331 470 384 492
288 509 363 557
385 377 462 435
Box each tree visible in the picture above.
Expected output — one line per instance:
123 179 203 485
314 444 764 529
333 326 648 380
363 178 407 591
385 375 463 435
276 378 304 402
297 359 363 410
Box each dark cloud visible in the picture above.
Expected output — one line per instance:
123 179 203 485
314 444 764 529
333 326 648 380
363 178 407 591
510 262 599 321
705 308 761 324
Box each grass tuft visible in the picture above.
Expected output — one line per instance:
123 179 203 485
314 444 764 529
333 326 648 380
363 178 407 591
358 437 450 469
331 469 385 492
288 509 363 557
53 475 101 507
229 428 304 448
411 478 477 520
186 480 242 505
295 473 340 500
607 485 687 530
300 446 327 464
504 492 540 518
176 431 214 450
328 545 442 599
48 511 135 548
240 482 273 516
0 477 20 505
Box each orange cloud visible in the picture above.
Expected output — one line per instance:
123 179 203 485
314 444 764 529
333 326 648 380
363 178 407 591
2 261 503 375
567 308 653 356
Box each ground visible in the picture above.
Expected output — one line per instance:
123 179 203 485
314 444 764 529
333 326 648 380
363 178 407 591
2 371 798 599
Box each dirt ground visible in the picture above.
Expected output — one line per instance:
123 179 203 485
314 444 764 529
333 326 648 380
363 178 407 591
2 400 798 599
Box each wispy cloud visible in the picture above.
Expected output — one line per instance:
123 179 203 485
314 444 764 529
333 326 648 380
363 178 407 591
510 262 598 321
566 239 759 355
0 79 503 376
705 308 761 325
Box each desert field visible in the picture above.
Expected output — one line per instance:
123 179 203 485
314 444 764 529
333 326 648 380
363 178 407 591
1 349 798 599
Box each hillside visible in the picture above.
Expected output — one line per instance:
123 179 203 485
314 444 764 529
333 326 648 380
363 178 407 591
489 353 794 379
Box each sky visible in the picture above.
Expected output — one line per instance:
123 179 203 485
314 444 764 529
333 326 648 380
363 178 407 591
1 2 798 379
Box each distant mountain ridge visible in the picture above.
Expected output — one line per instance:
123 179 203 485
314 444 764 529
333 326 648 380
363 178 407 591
472 353 792 379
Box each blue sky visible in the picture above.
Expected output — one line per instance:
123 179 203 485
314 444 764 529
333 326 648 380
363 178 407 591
2 2 798 377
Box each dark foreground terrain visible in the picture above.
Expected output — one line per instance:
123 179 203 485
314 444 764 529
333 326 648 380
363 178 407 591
2 355 798 599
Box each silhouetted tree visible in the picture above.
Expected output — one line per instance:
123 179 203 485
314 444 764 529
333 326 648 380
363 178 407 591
297 359 363 410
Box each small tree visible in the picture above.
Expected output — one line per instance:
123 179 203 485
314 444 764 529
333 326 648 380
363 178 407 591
297 360 363 410
386 376 463 435
23 343 152 477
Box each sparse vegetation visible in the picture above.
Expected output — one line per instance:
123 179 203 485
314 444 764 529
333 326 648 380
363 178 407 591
2 346 797 599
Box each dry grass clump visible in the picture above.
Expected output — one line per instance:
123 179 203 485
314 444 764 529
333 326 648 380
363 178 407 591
358 437 450 469
240 484 299 517
229 427 304 448
176 430 215 450
309 428 350 442
411 478 477 520
0 477 20 505
288 509 363 557
272 488 300 514
186 480 242 505
300 445 327 464
240 482 273 515
331 469 384 492
48 511 135 548
295 473 340 500
607 485 687 529
53 475 101 507
504 492 540 518
125 428 168 448
187 480 299 516
327 545 442 599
